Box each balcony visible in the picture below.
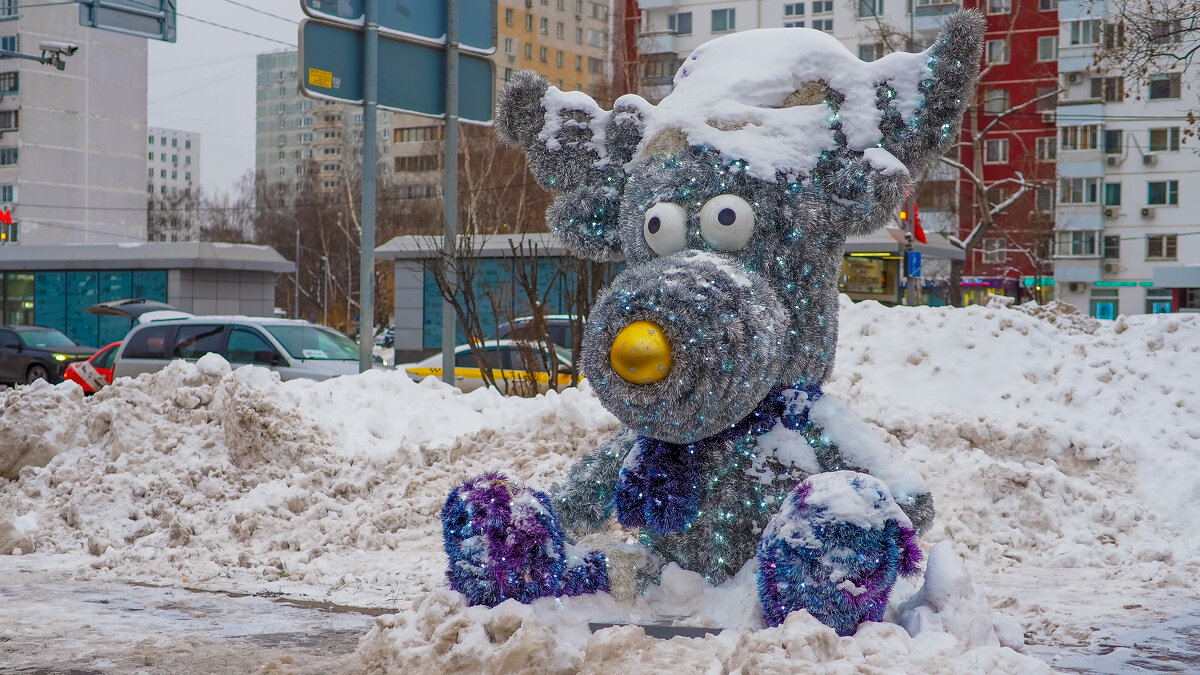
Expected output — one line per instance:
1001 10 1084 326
913 2 960 32
639 30 679 55
637 0 678 8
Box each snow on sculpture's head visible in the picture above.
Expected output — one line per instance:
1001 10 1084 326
497 12 984 444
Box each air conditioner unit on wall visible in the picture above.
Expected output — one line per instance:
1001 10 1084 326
1042 112 1056 124
1106 155 1119 166
1141 207 1155 218
1103 262 1119 274
1067 72 1082 84
1143 154 1158 166
1068 282 1084 292
1104 207 1117 217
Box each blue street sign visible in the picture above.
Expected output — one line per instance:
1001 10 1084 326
79 0 177 42
907 250 922 278
300 19 494 122
301 0 495 52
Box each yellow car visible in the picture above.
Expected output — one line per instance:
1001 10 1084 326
404 340 578 394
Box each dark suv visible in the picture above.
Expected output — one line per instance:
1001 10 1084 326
0 326 97 385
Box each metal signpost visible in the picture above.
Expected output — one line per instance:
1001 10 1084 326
299 0 494 377
78 0 177 42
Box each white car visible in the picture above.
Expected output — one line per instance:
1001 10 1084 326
404 340 576 394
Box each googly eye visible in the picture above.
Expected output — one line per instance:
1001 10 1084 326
643 202 688 257
699 194 755 252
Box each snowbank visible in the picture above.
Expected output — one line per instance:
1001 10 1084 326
1 298 1197 671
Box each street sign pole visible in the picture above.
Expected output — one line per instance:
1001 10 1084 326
359 0 378 373
440 0 459 385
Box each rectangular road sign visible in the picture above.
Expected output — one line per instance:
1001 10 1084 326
301 0 495 53
300 19 494 123
79 0 177 42
907 251 922 278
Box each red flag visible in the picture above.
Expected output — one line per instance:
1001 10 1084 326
914 220 927 244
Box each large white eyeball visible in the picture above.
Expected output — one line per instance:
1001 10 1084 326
699 194 755 251
643 202 688 256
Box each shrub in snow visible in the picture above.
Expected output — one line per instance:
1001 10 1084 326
443 10 984 634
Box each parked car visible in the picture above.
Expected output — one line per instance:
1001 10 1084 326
63 341 122 394
0 326 98 385
404 340 575 394
112 316 364 383
495 314 582 349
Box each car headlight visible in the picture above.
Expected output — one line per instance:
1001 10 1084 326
54 354 68 361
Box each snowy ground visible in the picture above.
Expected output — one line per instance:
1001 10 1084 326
2 297 1199 672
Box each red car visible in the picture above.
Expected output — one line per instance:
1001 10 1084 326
64 341 121 394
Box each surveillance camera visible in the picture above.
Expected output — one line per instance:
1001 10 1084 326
39 41 79 57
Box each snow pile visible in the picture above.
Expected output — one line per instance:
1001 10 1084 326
0 299 1197 671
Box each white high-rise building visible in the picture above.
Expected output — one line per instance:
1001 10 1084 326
0 2 148 245
1053 1 1200 315
146 127 200 198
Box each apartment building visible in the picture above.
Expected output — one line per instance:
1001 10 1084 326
146 127 200 198
254 50 391 195
955 0 1059 304
1052 0 1200 315
0 2 147 246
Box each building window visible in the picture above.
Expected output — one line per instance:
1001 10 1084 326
858 43 883 61
1103 235 1120 259
148 168 154 180
2 147 22 165
1146 288 1173 314
0 110 17 131
160 169 166 178
1036 187 1055 212
983 88 1009 114
171 170 177 179
1150 19 1183 44
171 154 178 163
1060 124 1099 151
858 0 882 18
0 71 17 94
185 139 191 149
1035 136 1057 162
587 28 604 47
557 21 564 38
591 2 607 20
0 34 15 52
1103 129 1122 154
504 67 512 81
1056 230 1099 256
812 0 833 12
588 56 603 74
785 20 805 27
668 12 692 35
784 3 805 15
556 49 563 67
185 172 191 181
575 54 582 70
160 153 165 161
1069 20 1102 45
161 137 166 145
1060 177 1099 203
1091 76 1123 101
1147 180 1179 205
1037 35 1058 61
712 8 735 32
525 14 532 30
982 238 1006 263
394 155 441 172
525 42 532 59
539 17 548 34
985 39 1009 64
1149 127 1180 151
1105 183 1122 206
1149 73 1182 99
576 26 582 43
539 46 547 62
148 135 155 145
148 151 154 161
171 138 177 147
1040 0 1058 9
984 138 1009 163
988 0 1010 13
1147 234 1178 259
505 8 513 25
812 18 833 31
504 37 514 55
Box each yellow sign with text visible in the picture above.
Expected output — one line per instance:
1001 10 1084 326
308 68 332 89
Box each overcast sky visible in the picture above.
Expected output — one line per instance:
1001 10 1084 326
148 1 305 197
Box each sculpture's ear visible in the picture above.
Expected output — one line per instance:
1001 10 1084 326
496 70 649 261
878 10 985 175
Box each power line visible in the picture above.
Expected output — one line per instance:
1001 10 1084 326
19 0 297 47
216 0 298 25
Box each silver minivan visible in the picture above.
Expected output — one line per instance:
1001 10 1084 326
112 316 362 382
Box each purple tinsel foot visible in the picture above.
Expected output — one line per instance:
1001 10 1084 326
757 471 922 635
441 472 609 607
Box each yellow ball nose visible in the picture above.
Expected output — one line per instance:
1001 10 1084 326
610 320 672 385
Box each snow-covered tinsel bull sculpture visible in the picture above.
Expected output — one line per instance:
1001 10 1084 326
442 12 984 635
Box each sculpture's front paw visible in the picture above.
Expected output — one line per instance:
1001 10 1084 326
442 472 609 607
757 471 922 635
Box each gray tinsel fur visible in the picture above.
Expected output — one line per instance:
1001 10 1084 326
493 12 983 584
